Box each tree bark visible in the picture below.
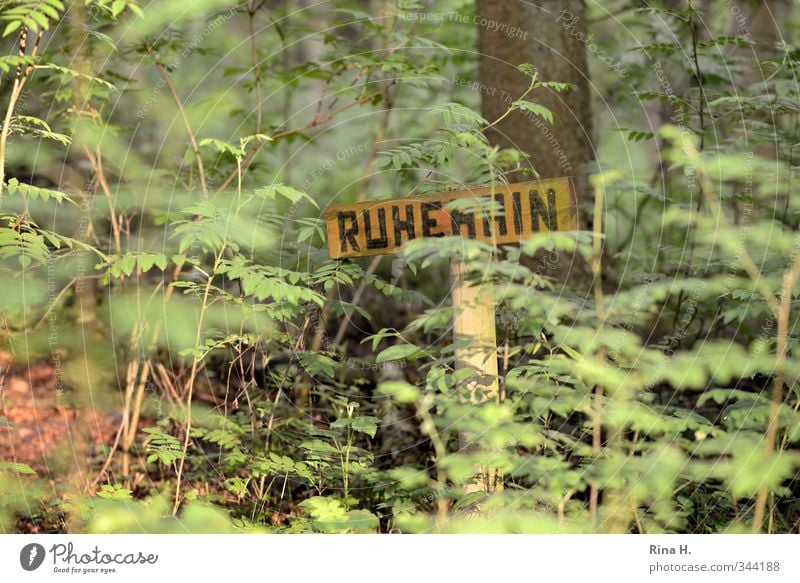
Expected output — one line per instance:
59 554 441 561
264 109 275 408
477 0 595 287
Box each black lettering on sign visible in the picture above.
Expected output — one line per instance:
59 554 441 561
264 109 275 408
324 177 573 259
421 201 445 237
481 193 509 237
546 188 559 230
363 208 389 249
511 191 523 235
529 188 558 231
392 204 416 246
337 211 359 253
451 207 476 239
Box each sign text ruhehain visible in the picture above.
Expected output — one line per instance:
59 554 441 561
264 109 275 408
324 177 577 259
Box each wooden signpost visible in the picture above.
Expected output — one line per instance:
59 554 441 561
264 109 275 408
325 178 577 259
324 177 577 492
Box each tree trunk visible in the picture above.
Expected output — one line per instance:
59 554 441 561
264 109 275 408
731 0 790 163
476 0 595 288
451 0 596 510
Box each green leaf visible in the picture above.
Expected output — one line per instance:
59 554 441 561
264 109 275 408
118 254 137 276
330 418 351 430
452 490 486 511
351 416 379 438
254 184 318 208
198 137 245 158
363 328 399 351
240 133 273 148
297 352 338 378
513 100 555 123
3 20 22 38
137 254 157 272
154 253 168 270
301 496 349 532
96 483 133 500
0 461 37 475
730 450 800 499
275 184 317 207
345 509 378 533
111 0 126 17
538 81 575 92
376 343 424 363
388 466 429 489
377 380 419 403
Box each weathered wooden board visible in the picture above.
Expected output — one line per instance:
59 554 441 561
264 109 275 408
324 177 577 259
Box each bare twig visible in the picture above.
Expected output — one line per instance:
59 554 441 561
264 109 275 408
248 3 263 134
0 27 44 195
752 257 800 532
589 176 606 520
213 92 381 195
156 63 208 197
84 148 122 254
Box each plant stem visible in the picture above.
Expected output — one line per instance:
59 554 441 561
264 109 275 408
418 395 449 527
172 250 223 514
0 28 43 196
752 257 800 532
156 64 208 198
485 73 538 130
213 93 381 195
84 148 122 254
589 176 606 520
248 3 262 134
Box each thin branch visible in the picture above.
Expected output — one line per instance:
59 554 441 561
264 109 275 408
752 256 800 532
0 28 44 195
331 255 382 348
213 92 382 195
484 72 538 130
84 147 122 254
683 144 780 315
589 177 606 520
248 3 263 134
172 255 219 515
156 63 208 197
689 6 706 152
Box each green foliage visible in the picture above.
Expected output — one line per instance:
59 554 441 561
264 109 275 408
1 0 66 37
142 428 184 467
96 484 133 500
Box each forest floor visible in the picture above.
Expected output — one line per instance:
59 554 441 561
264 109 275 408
0 351 117 478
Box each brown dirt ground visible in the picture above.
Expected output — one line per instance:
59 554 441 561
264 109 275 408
0 351 118 478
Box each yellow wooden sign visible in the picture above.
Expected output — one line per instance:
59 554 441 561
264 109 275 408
324 177 577 259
